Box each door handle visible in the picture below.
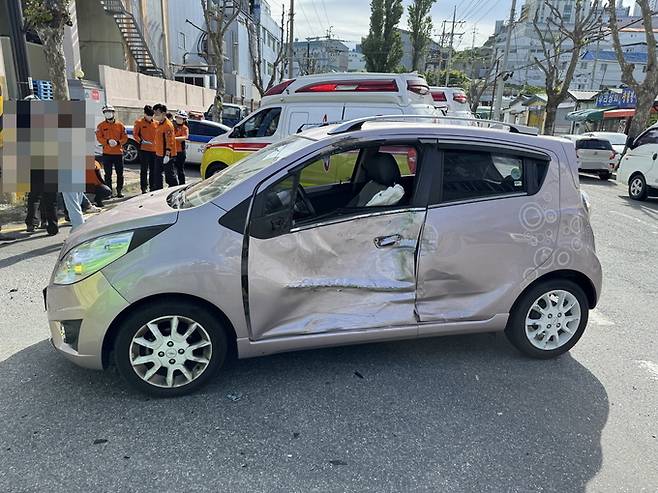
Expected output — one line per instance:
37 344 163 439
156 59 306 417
652 153 657 161
374 234 402 248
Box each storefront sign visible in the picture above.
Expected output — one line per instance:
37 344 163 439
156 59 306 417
596 88 637 109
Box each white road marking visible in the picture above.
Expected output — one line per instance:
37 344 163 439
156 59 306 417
609 210 658 229
589 309 614 326
636 360 658 380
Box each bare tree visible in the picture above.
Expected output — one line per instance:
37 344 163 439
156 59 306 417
23 0 72 101
201 0 241 122
608 0 658 142
532 0 601 134
468 61 499 114
246 18 288 97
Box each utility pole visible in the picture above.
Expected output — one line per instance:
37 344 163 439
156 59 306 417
470 26 478 79
493 0 516 121
7 0 32 98
288 0 294 78
280 4 286 82
490 58 500 120
445 6 457 85
439 22 447 72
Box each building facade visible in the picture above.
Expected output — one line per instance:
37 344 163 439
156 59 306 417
292 39 349 76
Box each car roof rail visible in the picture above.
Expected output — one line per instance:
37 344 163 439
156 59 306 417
326 114 539 136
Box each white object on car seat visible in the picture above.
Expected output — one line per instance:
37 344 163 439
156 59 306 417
366 183 405 207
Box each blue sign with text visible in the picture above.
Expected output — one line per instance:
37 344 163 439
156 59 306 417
596 88 637 108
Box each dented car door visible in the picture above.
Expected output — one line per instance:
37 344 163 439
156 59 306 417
247 210 425 340
245 142 432 341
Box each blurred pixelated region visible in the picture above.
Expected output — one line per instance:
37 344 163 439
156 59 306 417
0 100 95 194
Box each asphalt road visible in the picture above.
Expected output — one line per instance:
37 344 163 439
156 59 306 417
0 175 656 492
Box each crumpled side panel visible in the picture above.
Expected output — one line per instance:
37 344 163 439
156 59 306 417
248 211 425 340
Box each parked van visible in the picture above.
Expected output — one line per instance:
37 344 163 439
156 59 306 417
200 73 437 178
429 86 474 119
618 125 658 200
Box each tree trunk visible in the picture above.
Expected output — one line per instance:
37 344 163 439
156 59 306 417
543 99 559 135
212 50 225 123
35 26 70 101
628 87 655 142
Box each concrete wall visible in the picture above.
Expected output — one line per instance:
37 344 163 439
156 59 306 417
99 65 214 121
76 0 127 82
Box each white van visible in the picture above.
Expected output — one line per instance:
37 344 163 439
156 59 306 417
200 73 437 177
429 86 475 119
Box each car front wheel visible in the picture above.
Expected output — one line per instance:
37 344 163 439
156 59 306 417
505 280 589 359
114 301 227 397
204 162 228 179
629 174 648 201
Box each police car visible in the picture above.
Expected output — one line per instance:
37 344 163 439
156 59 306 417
123 119 231 165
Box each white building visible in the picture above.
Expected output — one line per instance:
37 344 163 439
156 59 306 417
347 50 366 72
292 39 349 76
493 0 640 90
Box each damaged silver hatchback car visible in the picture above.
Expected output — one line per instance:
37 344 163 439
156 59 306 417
46 116 602 396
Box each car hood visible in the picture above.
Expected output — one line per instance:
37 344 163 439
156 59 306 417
61 189 179 254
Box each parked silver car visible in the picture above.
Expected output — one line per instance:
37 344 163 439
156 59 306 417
45 116 602 396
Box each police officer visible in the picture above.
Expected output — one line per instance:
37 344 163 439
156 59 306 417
95 105 128 197
173 111 189 185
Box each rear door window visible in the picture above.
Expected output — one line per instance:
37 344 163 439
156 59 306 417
437 148 548 203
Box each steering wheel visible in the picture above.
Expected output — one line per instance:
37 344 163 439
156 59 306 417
295 184 316 217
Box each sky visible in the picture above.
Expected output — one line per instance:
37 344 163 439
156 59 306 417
269 0 638 50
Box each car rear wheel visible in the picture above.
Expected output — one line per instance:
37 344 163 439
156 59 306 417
505 280 589 359
205 162 228 179
599 170 611 180
123 140 139 164
629 174 648 201
114 301 227 397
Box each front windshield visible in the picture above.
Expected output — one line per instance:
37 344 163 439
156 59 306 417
178 135 316 209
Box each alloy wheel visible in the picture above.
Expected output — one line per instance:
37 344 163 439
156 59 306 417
524 290 582 351
630 177 644 198
123 143 139 163
129 315 212 388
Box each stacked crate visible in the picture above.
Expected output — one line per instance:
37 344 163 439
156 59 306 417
32 80 54 100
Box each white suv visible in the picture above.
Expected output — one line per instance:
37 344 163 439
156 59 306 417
617 126 658 200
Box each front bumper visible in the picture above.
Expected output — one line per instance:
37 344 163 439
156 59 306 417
47 271 130 370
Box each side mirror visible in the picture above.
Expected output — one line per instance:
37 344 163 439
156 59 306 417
230 126 243 138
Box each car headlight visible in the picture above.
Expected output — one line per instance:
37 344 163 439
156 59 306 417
54 231 134 285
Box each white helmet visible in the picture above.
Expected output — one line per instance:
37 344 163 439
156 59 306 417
102 104 116 112
176 110 188 119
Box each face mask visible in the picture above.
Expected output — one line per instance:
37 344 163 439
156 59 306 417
154 114 164 122
175 118 184 125
104 112 115 120
145 115 152 121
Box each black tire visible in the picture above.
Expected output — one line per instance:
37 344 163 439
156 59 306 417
123 140 140 164
599 170 611 180
628 173 648 201
114 301 227 397
505 280 589 359
204 162 227 179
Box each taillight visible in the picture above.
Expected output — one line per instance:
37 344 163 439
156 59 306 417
264 79 295 96
407 80 430 95
432 91 447 102
296 79 398 93
453 92 468 104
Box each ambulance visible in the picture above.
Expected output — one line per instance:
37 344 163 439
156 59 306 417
200 73 437 178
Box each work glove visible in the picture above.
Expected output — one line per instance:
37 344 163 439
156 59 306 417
108 139 118 147
163 156 170 165
142 140 152 145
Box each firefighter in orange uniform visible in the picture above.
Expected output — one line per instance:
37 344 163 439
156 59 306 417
173 110 190 185
152 103 177 190
95 104 128 197
133 105 157 193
